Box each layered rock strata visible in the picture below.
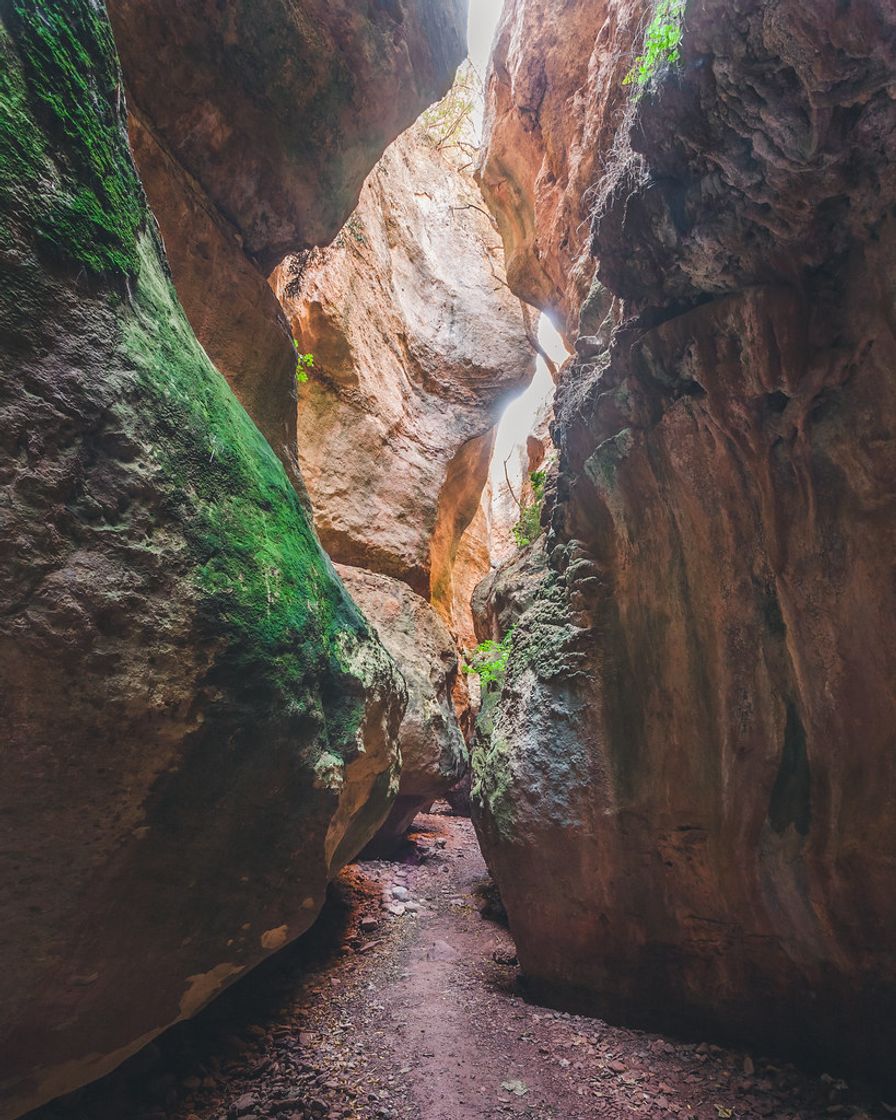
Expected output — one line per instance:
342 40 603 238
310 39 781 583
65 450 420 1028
336 566 468 850
0 1 490 1113
106 0 467 490
473 0 896 1079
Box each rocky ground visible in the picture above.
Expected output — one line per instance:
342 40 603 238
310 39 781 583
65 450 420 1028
29 809 892 1120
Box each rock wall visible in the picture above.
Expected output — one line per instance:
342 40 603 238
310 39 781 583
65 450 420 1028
272 127 535 629
0 1 472 1114
106 0 467 492
336 566 468 850
477 0 650 339
270 122 536 842
473 0 896 1079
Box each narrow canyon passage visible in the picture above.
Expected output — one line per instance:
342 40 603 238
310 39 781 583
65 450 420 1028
2 2 895 1120
24 810 892 1120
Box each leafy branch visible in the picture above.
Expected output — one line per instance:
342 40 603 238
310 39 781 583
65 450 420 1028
294 341 314 384
512 469 547 549
623 0 686 92
463 627 515 686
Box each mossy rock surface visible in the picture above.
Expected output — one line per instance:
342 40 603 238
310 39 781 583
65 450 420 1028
0 7 405 1117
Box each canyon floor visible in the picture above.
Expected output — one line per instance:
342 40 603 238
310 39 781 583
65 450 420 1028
32 809 891 1120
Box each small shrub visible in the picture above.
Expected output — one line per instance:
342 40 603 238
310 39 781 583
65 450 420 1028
463 628 515 687
417 60 480 152
334 212 367 250
294 342 314 384
512 469 546 549
623 0 686 91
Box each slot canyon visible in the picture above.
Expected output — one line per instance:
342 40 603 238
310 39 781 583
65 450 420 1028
0 2 894 1119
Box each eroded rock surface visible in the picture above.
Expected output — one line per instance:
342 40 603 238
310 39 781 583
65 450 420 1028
336 567 468 851
474 0 896 1079
0 6 412 1117
272 127 535 623
108 0 467 270
107 0 467 491
477 0 649 338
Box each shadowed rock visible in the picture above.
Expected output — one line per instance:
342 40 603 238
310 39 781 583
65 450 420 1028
336 566 468 854
473 0 896 1081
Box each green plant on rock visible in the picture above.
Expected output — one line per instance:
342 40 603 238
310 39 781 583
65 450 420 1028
294 342 314 384
334 212 367 250
417 60 480 152
463 627 515 687
623 0 686 91
512 468 546 549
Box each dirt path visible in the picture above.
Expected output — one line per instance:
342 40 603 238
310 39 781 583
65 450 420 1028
32 810 890 1120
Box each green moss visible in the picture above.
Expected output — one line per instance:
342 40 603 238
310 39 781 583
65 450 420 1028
471 733 516 835
584 427 635 493
0 3 144 276
124 232 372 717
0 0 398 782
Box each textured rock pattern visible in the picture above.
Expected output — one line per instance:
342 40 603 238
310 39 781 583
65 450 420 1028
107 0 467 270
107 0 467 496
477 0 649 338
471 537 548 646
474 0 896 1079
0 7 409 1117
272 128 534 624
336 566 468 850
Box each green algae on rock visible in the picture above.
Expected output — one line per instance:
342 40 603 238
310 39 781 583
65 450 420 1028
0 6 406 1118
1 2 144 276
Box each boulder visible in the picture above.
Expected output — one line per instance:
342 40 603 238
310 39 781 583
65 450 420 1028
106 0 468 494
336 566 468 851
272 126 535 634
473 0 896 1080
107 0 468 269
0 7 409 1117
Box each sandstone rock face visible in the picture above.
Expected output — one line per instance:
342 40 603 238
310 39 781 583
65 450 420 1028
474 0 896 1079
336 567 468 850
447 496 494 651
106 0 467 492
0 7 409 1118
272 127 535 626
107 0 468 269
477 0 649 338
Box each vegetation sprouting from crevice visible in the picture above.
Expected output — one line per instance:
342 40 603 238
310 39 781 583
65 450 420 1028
463 627 516 688
623 0 686 92
513 469 546 548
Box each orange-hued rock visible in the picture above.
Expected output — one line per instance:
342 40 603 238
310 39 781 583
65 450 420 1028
477 0 649 339
474 0 896 1079
336 566 468 851
0 2 476 1116
449 495 494 650
273 128 535 620
107 0 466 492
